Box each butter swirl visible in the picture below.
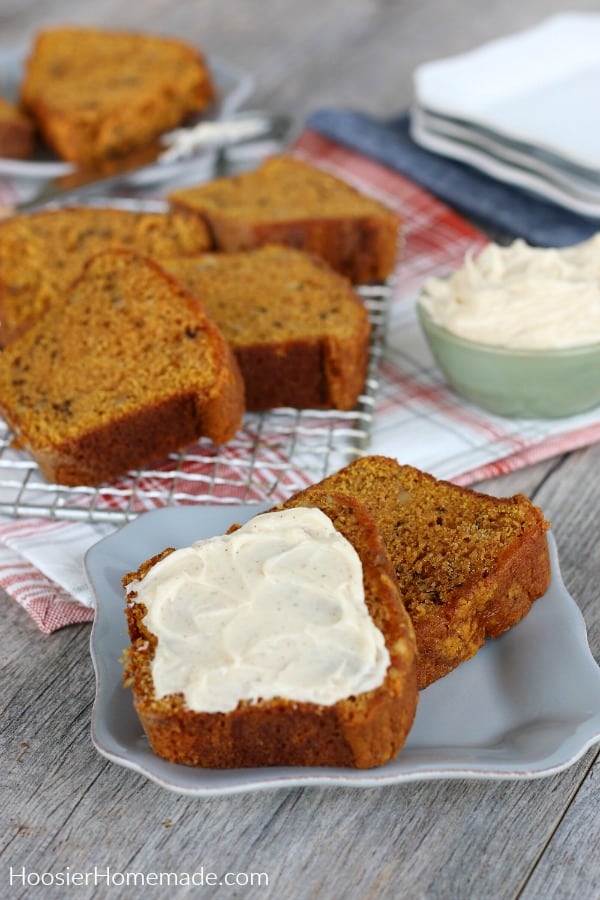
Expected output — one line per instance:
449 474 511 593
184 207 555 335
420 235 600 349
127 507 390 713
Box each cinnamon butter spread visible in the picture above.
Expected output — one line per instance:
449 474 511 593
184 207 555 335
420 235 600 349
127 507 390 713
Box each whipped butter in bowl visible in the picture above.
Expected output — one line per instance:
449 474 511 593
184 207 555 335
417 236 600 418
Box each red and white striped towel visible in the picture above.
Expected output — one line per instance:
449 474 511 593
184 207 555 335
2 129 599 632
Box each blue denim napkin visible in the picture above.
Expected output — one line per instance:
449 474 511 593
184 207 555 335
306 109 600 247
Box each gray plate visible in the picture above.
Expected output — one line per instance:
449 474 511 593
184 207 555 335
85 505 600 795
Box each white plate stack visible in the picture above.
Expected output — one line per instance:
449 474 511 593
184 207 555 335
410 13 600 218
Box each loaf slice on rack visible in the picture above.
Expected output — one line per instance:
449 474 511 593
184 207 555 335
286 455 551 689
0 249 244 486
162 245 371 410
123 491 418 768
20 26 214 164
0 205 213 347
168 155 401 284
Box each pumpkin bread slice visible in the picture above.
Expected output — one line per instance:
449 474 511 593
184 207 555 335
123 491 418 769
287 455 551 689
0 249 244 486
20 26 214 164
169 155 400 284
162 245 371 410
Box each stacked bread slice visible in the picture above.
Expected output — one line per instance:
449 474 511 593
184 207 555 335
0 153 397 485
123 455 551 769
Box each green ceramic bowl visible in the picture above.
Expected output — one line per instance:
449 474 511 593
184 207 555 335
417 300 600 418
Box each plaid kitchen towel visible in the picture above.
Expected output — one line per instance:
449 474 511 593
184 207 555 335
1 127 600 632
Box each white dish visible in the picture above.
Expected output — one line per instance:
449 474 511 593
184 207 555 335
414 13 600 173
417 105 600 188
413 106 600 201
86 504 600 796
410 111 600 218
0 44 254 182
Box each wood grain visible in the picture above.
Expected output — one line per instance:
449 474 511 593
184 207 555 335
1 2 599 897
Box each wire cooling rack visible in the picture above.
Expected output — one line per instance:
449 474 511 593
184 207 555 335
0 283 391 523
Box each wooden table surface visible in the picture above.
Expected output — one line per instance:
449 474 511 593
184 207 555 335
2 2 599 898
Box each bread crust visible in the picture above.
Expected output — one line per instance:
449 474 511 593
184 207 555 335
197 213 399 285
123 492 418 768
288 456 551 689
